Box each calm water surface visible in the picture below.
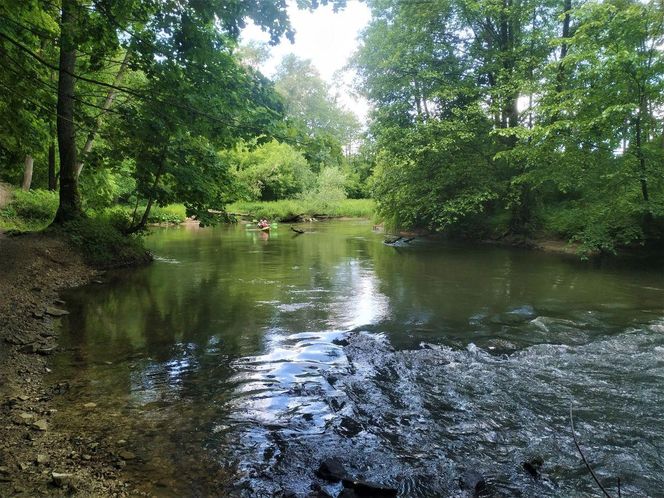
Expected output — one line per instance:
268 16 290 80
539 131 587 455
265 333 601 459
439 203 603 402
52 221 664 496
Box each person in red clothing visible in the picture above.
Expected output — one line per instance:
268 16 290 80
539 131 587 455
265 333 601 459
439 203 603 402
257 218 269 229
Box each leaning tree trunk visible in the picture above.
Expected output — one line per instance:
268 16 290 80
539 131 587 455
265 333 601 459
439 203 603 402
21 155 34 191
53 0 82 223
126 161 166 234
75 52 130 179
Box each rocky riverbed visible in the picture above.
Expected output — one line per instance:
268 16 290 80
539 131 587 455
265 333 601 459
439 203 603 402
0 232 149 496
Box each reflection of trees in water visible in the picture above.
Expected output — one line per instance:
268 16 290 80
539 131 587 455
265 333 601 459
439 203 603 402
370 242 663 338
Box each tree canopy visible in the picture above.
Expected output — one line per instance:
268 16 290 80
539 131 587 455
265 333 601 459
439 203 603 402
355 0 664 253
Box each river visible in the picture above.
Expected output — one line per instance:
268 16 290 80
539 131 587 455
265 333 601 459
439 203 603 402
51 221 664 496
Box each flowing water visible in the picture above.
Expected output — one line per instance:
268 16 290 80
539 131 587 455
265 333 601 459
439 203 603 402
51 221 664 497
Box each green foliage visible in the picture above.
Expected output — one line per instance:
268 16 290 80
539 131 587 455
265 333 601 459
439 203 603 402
371 108 498 232
300 166 348 213
356 0 664 253
56 214 148 268
0 189 57 231
147 204 187 224
274 55 359 170
227 140 314 201
227 198 374 221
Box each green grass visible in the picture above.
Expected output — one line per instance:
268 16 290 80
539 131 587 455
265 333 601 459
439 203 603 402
0 188 58 232
226 198 375 221
0 187 149 267
146 203 187 224
109 203 188 225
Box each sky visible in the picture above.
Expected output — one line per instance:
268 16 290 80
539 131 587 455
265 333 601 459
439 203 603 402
241 1 372 123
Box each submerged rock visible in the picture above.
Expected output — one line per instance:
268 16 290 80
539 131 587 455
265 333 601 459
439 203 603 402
316 459 398 497
459 470 486 496
343 479 398 497
118 450 136 461
522 456 544 479
316 458 348 482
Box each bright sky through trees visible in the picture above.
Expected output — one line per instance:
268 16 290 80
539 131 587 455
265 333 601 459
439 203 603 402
241 1 371 122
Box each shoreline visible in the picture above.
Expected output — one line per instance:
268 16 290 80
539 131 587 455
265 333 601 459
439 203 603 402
0 232 147 496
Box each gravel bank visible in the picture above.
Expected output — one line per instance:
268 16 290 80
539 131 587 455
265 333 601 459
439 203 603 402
0 232 146 496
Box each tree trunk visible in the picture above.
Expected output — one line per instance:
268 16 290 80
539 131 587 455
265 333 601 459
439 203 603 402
126 161 166 234
48 140 57 191
21 155 34 191
54 0 82 224
635 92 649 204
75 52 130 178
413 79 423 118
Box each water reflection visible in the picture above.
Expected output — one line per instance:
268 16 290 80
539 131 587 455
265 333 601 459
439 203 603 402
51 222 664 496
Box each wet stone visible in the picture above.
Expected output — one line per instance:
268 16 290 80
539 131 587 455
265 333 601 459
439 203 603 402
344 479 398 497
36 454 49 465
118 450 135 461
32 419 48 431
51 472 74 489
522 456 544 479
459 470 486 497
316 458 348 482
45 306 69 317
83 402 97 409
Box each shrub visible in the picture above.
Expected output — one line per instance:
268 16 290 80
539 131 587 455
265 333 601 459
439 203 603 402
56 214 150 268
11 189 58 221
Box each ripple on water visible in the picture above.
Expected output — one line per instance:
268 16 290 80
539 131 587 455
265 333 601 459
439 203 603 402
213 318 664 497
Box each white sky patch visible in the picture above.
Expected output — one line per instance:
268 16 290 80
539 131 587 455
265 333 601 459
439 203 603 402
241 0 372 124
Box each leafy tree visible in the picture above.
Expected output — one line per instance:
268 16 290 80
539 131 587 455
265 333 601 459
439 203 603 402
275 54 360 170
0 0 347 224
226 140 314 202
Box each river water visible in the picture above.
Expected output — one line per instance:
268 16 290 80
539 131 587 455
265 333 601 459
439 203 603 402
52 221 664 496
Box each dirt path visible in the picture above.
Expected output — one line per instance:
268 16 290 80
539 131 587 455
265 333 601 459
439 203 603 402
0 233 144 496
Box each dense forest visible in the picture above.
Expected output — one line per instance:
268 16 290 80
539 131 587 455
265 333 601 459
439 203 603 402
355 0 664 253
1 0 663 255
